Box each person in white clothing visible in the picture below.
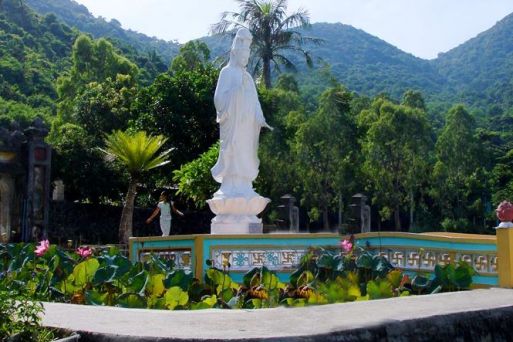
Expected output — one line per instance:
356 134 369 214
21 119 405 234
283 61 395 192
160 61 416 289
146 192 184 236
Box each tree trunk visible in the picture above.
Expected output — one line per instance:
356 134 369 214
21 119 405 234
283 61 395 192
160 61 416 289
394 207 401 231
337 194 342 230
263 57 272 89
119 180 138 244
409 190 414 231
323 205 329 231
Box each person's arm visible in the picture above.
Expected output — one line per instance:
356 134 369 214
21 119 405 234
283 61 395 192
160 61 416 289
146 207 160 224
172 203 184 216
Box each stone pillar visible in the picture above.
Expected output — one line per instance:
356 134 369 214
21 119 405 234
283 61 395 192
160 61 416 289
495 201 513 288
0 176 13 243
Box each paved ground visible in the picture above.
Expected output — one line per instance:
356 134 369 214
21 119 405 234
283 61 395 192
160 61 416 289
42 288 513 341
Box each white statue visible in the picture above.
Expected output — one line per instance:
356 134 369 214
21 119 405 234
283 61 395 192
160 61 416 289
207 28 271 234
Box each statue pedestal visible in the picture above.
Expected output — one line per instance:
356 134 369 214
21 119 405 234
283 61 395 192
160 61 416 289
211 222 263 234
207 195 270 234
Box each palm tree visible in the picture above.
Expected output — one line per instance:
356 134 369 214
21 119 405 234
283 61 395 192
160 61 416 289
101 130 171 244
211 0 319 88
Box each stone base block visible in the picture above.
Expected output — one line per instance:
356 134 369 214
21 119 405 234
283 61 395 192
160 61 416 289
211 222 263 234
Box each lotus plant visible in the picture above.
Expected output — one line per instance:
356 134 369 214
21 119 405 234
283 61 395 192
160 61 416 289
76 246 93 259
35 240 50 257
341 239 353 253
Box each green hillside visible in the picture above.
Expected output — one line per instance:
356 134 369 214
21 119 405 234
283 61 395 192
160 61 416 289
433 12 513 111
0 0 75 124
25 0 180 65
21 0 513 113
297 23 446 98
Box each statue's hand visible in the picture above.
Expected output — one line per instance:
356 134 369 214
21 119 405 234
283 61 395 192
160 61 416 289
263 122 274 131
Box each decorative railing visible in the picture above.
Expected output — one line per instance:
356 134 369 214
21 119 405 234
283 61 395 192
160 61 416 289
355 232 498 286
211 248 308 272
130 232 500 286
139 249 193 272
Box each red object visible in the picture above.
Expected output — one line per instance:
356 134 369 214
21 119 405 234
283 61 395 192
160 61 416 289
496 201 513 222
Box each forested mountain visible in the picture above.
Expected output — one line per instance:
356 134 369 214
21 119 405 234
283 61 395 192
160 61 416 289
21 0 513 112
25 0 180 64
0 0 167 126
293 23 446 98
434 12 513 112
0 0 75 124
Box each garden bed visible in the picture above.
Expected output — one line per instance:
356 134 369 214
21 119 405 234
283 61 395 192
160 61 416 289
0 239 475 312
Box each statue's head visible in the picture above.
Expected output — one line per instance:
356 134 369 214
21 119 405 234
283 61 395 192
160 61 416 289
230 28 252 67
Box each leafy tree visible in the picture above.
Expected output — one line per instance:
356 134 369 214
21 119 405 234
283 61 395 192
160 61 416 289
100 131 171 244
133 45 219 172
359 98 433 231
170 40 211 73
402 89 426 111
57 34 138 120
432 105 485 227
49 123 124 203
212 0 317 88
172 142 219 208
275 73 299 93
292 86 359 229
70 74 138 141
256 83 303 204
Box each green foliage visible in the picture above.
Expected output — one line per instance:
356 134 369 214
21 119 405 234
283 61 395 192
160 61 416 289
101 130 172 243
25 0 180 64
0 0 75 125
3 0 513 232
50 123 125 203
101 130 171 177
57 34 138 119
256 84 303 204
0 290 55 341
359 96 434 230
170 40 211 74
432 105 488 224
292 86 359 228
132 51 219 172
173 142 219 208
212 0 317 88
1 242 474 313
410 261 475 295
70 74 138 139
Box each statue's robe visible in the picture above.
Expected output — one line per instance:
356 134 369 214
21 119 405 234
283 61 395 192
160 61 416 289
211 64 266 185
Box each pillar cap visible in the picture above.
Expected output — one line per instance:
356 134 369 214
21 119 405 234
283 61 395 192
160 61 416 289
495 221 513 229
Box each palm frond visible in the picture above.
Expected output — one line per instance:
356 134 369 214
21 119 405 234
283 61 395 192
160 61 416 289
100 130 171 176
272 54 297 72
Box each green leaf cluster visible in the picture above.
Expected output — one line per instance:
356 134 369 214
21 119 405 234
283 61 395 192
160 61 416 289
1 242 475 312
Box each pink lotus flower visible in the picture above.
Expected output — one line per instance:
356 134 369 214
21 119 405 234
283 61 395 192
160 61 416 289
35 240 50 257
76 246 93 259
341 239 353 253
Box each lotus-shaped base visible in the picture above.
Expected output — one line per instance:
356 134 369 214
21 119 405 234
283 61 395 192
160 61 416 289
207 195 270 234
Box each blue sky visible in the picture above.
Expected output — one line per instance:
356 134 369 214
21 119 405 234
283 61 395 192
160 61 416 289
74 0 513 59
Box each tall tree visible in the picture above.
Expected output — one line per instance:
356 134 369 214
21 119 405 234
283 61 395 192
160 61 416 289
100 131 171 244
50 123 124 203
432 105 483 225
359 98 433 231
212 0 317 88
56 34 138 120
292 86 359 229
71 74 138 141
133 43 219 172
